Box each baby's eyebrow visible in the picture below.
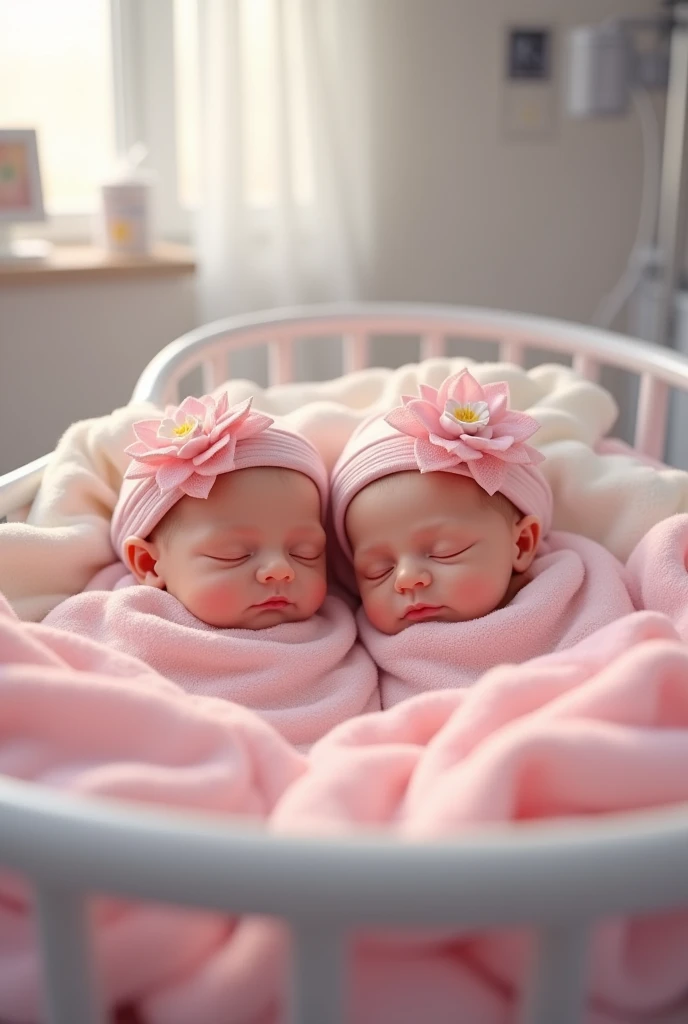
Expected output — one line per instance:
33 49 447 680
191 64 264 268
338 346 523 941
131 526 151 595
288 523 327 536
354 543 391 560
409 519 467 539
204 523 325 543
197 526 260 548
209 525 257 538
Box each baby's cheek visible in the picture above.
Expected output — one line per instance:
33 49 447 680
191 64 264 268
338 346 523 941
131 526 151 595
183 576 245 625
301 571 328 614
446 565 508 615
361 586 398 634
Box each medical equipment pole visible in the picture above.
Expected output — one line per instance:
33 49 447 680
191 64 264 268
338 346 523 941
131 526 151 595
653 2 688 347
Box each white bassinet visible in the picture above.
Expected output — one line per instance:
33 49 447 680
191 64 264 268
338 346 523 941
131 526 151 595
2 302 688 1024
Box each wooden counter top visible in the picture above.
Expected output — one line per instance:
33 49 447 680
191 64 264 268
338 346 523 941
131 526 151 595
0 243 196 286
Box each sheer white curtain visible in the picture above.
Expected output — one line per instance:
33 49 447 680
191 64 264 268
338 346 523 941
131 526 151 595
195 0 372 378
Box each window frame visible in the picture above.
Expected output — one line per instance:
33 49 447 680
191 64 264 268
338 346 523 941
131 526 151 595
15 0 190 245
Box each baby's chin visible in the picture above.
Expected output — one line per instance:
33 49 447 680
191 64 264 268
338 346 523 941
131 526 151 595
244 604 316 629
198 603 321 630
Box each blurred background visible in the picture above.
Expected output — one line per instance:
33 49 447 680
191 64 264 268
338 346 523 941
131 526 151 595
0 0 674 472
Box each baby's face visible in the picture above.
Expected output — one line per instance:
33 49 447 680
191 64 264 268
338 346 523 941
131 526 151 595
143 467 327 628
346 471 539 635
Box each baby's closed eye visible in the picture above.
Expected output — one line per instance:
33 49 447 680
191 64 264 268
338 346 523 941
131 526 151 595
430 542 475 560
291 544 325 561
205 550 251 563
359 562 393 581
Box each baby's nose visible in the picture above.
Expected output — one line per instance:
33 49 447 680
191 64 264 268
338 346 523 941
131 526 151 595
257 557 295 584
394 560 431 593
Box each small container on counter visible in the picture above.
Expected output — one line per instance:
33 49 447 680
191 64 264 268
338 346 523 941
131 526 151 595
98 144 156 256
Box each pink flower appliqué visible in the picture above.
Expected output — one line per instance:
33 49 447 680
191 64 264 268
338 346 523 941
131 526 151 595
124 392 274 499
385 369 544 494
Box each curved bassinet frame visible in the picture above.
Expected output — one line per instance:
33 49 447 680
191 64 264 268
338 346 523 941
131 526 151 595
2 303 688 1024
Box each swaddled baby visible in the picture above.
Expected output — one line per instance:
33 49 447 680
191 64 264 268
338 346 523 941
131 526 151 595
330 369 636 707
45 391 379 747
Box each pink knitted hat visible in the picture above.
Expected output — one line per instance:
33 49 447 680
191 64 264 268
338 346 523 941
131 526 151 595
331 369 553 560
111 391 328 560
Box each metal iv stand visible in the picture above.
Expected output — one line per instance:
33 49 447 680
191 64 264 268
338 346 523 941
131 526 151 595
652 1 688 347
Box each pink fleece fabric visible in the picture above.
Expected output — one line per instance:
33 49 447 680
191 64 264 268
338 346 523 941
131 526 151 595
0 590 306 1024
43 575 380 750
626 513 688 640
356 531 636 708
4 586 688 1021
141 612 688 1024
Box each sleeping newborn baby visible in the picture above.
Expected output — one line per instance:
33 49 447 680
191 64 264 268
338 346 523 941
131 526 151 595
45 391 379 747
330 369 636 707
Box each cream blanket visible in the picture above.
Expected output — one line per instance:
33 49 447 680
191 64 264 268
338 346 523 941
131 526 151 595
2 357 688 620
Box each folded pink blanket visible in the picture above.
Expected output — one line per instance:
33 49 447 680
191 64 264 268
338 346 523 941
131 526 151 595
0 591 306 1024
626 513 688 641
44 584 380 749
144 611 688 1024
357 531 636 708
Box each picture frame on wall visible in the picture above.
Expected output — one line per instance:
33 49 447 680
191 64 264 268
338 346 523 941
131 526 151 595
0 128 45 223
0 128 51 260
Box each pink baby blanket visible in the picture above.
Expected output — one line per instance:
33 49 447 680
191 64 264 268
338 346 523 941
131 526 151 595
128 611 688 1024
357 531 636 708
0 590 307 1024
627 513 688 641
43 582 380 749
4 596 688 1021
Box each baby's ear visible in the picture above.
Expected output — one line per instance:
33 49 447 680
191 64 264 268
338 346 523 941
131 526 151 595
123 536 165 588
512 515 541 572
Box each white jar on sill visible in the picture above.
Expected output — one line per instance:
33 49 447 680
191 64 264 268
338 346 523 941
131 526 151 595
98 145 156 256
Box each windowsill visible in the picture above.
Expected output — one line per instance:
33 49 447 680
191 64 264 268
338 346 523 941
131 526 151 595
0 243 196 286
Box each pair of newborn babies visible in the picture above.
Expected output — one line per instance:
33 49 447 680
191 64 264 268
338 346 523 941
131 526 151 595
45 370 636 746
117 372 547 634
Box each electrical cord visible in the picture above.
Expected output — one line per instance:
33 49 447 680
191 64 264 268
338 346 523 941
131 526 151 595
591 87 662 329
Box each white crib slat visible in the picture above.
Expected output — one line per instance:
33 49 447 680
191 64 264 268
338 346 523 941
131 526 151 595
421 332 445 360
287 922 347 1024
202 351 228 393
634 373 669 461
269 338 295 385
500 338 526 366
34 884 105 1024
162 373 183 408
343 332 369 374
572 353 600 381
519 923 589 1024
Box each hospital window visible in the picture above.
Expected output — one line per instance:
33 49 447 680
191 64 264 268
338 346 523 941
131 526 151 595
0 0 199 242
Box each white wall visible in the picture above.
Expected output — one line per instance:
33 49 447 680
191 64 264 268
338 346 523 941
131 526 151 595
0 275 196 474
356 0 661 438
0 0 665 477
363 0 660 321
